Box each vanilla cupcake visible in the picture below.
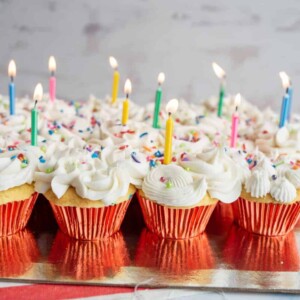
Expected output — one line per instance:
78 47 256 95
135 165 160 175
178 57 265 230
0 146 40 236
137 163 217 239
38 149 136 240
234 152 300 236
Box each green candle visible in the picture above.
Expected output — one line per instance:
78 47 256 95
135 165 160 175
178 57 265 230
31 83 43 146
153 87 162 128
152 72 165 129
31 101 38 146
218 84 225 117
212 62 226 118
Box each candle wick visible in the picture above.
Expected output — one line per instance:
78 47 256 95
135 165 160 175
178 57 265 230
168 112 171 117
285 87 289 94
158 82 161 87
34 100 38 108
10 76 14 82
235 106 238 112
51 71 55 77
126 94 129 99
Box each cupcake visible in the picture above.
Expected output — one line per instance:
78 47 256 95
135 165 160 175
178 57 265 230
233 153 300 236
49 230 129 280
0 147 39 236
37 149 136 240
137 163 217 239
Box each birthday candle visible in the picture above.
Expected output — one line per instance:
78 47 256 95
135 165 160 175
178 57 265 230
110 56 120 104
230 93 241 148
122 79 131 126
8 60 16 115
279 72 290 128
153 72 165 128
164 99 178 164
48 56 56 103
31 84 43 146
212 62 226 117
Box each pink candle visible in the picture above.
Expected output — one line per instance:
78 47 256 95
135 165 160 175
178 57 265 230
230 93 241 148
48 56 56 103
49 76 56 102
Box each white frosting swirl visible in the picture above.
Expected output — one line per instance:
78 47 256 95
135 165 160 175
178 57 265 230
270 177 296 203
142 164 207 207
245 169 270 198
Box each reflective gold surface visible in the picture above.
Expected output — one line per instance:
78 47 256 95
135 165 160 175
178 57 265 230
0 196 299 293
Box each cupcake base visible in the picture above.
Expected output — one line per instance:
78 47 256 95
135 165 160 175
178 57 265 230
137 190 217 239
233 197 300 236
50 200 132 240
0 192 38 237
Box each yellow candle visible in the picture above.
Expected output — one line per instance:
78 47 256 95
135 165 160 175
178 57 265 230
163 99 179 165
122 98 129 125
122 79 132 126
109 56 119 104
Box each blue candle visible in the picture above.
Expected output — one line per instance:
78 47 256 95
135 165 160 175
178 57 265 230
279 91 289 128
9 81 15 115
287 86 293 121
8 60 16 115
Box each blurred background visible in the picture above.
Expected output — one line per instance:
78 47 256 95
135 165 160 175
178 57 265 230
0 0 299 110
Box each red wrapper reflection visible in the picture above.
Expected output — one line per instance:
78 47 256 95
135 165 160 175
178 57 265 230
0 229 39 277
0 192 38 237
223 225 300 272
49 230 129 280
49 199 132 240
233 197 300 236
135 229 215 275
137 191 217 239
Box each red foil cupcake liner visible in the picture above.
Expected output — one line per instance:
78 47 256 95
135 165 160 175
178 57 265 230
0 192 38 237
0 229 39 277
135 229 215 275
49 199 132 240
49 231 129 280
223 225 299 271
233 197 300 236
137 191 217 239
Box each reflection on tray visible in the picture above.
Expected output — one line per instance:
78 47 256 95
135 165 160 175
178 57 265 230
135 229 215 275
48 230 129 280
223 225 300 272
0 229 39 277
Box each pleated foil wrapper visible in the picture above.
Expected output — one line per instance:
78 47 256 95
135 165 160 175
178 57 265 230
135 229 215 275
0 229 39 277
233 197 300 236
49 230 129 280
49 199 132 240
223 225 300 272
137 191 217 239
0 192 38 237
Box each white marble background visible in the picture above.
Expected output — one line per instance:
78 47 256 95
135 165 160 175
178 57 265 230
0 0 299 111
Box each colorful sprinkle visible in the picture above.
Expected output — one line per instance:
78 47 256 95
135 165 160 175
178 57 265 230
139 132 148 138
160 176 166 183
154 150 163 158
91 151 100 158
46 167 54 174
131 152 141 163
39 156 46 163
149 160 156 168
166 181 173 188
